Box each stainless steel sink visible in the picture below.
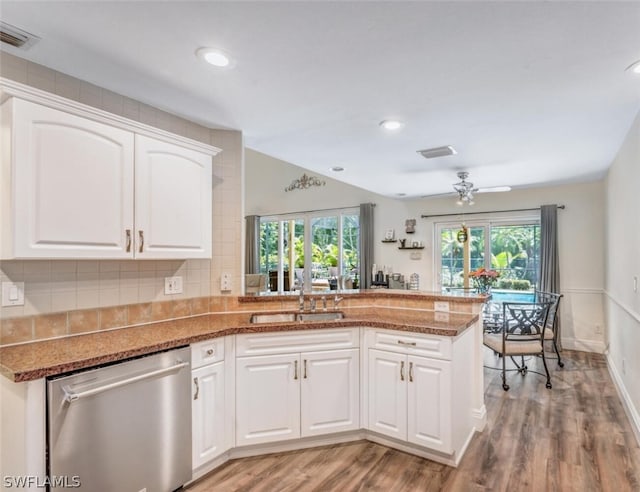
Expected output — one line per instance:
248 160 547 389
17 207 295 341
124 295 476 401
249 311 344 323
249 313 297 324
296 311 344 322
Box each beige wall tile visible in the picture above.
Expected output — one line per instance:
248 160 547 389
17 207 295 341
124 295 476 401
68 309 98 334
0 317 33 344
152 301 173 321
99 306 128 330
34 313 68 339
128 303 152 325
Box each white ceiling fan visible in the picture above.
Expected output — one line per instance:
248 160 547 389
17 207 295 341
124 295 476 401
422 171 511 203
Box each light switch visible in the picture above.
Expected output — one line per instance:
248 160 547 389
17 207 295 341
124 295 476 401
434 301 450 312
2 282 25 306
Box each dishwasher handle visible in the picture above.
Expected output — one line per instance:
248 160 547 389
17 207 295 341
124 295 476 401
62 360 190 403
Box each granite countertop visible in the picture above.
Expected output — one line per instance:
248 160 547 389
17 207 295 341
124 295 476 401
239 288 488 303
0 307 479 383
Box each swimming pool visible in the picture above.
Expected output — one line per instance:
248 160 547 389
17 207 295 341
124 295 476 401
490 290 535 303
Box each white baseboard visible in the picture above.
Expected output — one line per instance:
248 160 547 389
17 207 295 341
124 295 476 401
561 337 606 354
606 354 640 447
471 405 487 432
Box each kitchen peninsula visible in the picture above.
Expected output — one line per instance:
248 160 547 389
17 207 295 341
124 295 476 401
0 290 487 486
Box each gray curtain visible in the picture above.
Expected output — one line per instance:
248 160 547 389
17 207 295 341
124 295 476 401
245 215 260 275
539 204 562 349
359 203 375 289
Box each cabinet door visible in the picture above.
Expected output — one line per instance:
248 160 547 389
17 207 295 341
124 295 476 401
407 355 452 453
301 349 359 437
368 349 407 440
134 135 212 259
192 361 226 469
9 98 134 258
236 354 300 446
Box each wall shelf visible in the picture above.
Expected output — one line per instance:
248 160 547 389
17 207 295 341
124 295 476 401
398 246 425 250
381 239 398 243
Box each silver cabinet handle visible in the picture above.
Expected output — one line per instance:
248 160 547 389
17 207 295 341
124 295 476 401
138 230 144 253
400 360 405 381
397 340 417 347
63 361 190 403
125 229 132 252
409 362 414 383
294 360 298 380
303 359 307 379
193 377 199 400
206 348 214 356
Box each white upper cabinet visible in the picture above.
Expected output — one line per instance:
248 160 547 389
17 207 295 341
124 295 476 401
0 82 219 260
2 98 135 258
135 135 212 258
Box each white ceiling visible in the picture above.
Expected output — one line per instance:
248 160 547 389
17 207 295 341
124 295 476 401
2 1 640 198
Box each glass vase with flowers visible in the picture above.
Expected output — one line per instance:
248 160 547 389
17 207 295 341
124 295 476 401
468 268 500 294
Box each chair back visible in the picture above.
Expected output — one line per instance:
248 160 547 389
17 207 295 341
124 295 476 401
534 290 562 330
502 302 551 338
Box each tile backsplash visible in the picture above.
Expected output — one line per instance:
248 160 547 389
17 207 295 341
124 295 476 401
0 259 211 318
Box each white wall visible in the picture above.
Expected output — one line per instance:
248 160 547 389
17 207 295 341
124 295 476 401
246 149 606 351
604 109 640 440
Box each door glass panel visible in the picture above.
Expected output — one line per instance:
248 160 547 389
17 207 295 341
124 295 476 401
490 224 539 293
289 219 304 291
311 216 338 290
440 227 465 289
342 214 360 286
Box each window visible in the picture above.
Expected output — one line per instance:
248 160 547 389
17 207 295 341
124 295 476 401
259 208 359 292
436 218 540 293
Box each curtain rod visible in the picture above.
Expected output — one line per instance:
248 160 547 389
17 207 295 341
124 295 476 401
420 205 565 219
245 203 373 219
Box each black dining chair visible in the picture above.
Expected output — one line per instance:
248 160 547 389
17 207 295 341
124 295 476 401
483 301 552 391
534 290 564 367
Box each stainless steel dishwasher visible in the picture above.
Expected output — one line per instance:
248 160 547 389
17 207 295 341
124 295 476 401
47 346 192 492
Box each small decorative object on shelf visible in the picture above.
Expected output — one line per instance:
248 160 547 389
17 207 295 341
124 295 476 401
468 267 500 294
399 238 406 248
405 218 416 234
384 228 395 241
409 273 420 290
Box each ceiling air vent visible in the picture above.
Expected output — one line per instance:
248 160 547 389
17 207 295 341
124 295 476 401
0 22 40 50
417 145 457 159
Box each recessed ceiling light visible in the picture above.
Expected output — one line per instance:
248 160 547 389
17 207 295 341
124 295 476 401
330 166 345 172
196 47 234 68
625 59 640 74
379 120 404 131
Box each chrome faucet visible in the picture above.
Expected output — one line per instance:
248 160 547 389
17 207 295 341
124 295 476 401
334 295 344 309
299 282 305 311
322 296 327 311
310 297 317 312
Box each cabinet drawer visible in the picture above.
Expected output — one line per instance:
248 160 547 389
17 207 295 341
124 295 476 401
236 328 359 357
367 329 452 361
191 337 225 368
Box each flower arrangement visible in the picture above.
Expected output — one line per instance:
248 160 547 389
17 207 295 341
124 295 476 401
468 268 500 294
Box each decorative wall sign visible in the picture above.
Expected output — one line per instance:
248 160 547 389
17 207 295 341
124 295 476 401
284 173 326 192
405 218 416 233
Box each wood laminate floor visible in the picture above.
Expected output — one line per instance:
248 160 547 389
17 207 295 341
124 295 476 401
186 350 640 492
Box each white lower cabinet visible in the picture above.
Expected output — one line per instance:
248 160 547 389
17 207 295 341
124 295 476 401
369 348 452 454
235 329 360 447
191 339 226 471
236 353 301 445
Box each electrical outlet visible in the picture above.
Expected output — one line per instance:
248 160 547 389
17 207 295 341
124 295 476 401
595 324 602 334
634 276 638 293
622 358 626 375
164 276 183 295
221 272 232 292
434 301 449 312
